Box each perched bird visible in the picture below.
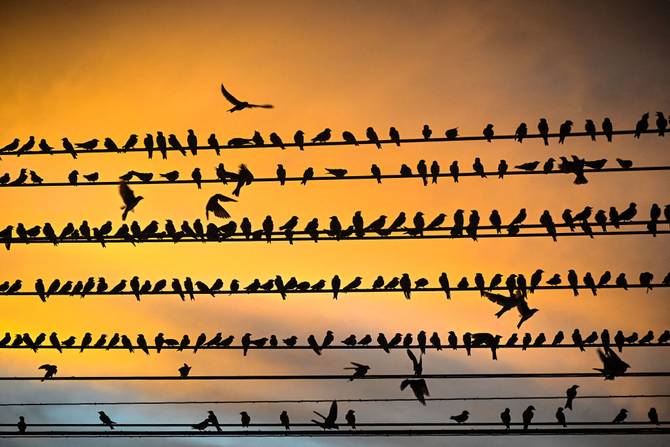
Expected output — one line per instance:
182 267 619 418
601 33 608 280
326 168 348 178
205 194 237 219
75 138 99 150
422 124 432 140
522 405 535 430
602 117 614 142
556 407 567 427
634 113 649 138
344 362 370 381
345 409 356 429
311 401 338 429
585 119 597 141
500 408 511 429
538 118 549 146
649 408 660 425
594 349 630 380
558 120 573 144
612 409 628 423
301 167 314 185
473 157 486 178
119 182 143 221
178 363 191 378
17 416 27 433
565 385 579 410
450 410 469 424
515 161 539 171
515 122 527 143
342 131 358 146
280 410 291 430
39 364 57 381
483 124 494 142
366 127 381 149
312 128 332 144
371 164 382 183
220 83 273 112
389 127 401 146
98 411 117 430
293 130 305 151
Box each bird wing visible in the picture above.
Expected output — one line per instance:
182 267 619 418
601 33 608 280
119 182 137 205
326 401 338 422
220 83 243 106
483 291 514 305
38 364 53 370
248 103 274 109
406 349 419 367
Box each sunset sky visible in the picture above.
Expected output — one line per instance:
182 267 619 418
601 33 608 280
0 0 669 446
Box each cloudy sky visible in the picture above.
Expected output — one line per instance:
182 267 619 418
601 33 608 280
0 0 669 446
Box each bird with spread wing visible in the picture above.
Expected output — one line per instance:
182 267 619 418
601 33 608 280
205 194 237 219
220 83 274 112
311 400 339 430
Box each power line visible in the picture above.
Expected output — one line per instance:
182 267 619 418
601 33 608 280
2 165 669 189
0 427 667 437
3 394 669 407
3 372 669 381
0 127 665 158
3 283 666 299
0 422 667 428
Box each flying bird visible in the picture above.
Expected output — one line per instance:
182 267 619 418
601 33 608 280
220 83 273 112
312 401 338 430
205 194 237 219
119 182 143 221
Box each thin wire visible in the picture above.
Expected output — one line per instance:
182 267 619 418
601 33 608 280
2 394 669 407
2 166 669 189
0 422 667 428
5 229 668 246
0 427 667 437
1 372 668 381
0 127 665 157
2 283 666 298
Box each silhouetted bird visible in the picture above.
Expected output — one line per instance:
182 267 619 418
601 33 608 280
345 362 370 381
312 401 338 430
422 124 432 140
522 405 535 430
205 194 236 220
301 167 314 185
514 122 527 143
473 157 486 178
389 127 400 146
634 113 649 138
1 138 20 154
366 127 381 149
280 410 291 430
98 411 117 430
594 349 630 380
649 407 660 425
326 168 347 178
558 120 573 144
39 364 57 381
618 202 637 221
555 407 567 427
119 182 143 221
537 118 550 146
613 409 628 423
401 378 429 405
515 161 539 171
501 408 511 429
449 160 459 183
342 131 358 146
482 123 494 142
312 128 331 143
497 160 508 178
75 139 98 150
601 117 613 142
451 410 469 424
565 385 578 410
29 170 43 184
220 83 273 112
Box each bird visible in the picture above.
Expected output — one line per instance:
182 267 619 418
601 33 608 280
366 127 381 149
422 124 432 140
220 83 273 112
280 410 291 430
497 160 508 178
634 113 649 138
594 349 630 380
1 138 20 154
312 128 331 143
612 409 628 423
17 416 27 433
649 408 660 425
178 363 191 378
293 130 305 150
344 362 370 381
119 182 143 221
205 194 237 219
515 161 539 171
473 157 486 177
558 120 573 144
500 408 511 429
400 378 429 405
538 118 549 145
342 131 358 146
39 364 57 381
556 407 567 427
522 405 535 430
483 124 494 142
98 411 117 430
75 139 99 150
326 168 348 178
345 409 356 429
406 349 423 376
602 117 614 142
515 122 527 143
585 119 597 141
565 385 579 410
389 127 401 146
311 401 338 429
301 167 314 185
450 410 469 424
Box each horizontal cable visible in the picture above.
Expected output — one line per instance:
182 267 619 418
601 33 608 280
2 165 669 189
3 284 666 299
3 394 669 407
0 422 667 428
0 427 668 437
1 372 668 381
0 128 665 158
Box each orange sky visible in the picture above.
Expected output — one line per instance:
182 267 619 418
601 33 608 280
0 1 669 446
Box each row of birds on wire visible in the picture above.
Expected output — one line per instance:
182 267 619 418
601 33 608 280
4 268 667 300
8 402 665 434
0 203 666 249
0 155 642 191
7 327 668 357
1 112 668 158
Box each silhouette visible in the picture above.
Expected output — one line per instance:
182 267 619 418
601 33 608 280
344 409 356 429
473 157 486 178
371 164 382 183
634 113 649 138
449 161 459 182
345 362 370 381
119 182 143 221
206 411 222 432
483 123 494 142
501 408 511 429
220 83 273 112
75 139 98 150
1 138 20 154
515 161 539 171
422 124 432 140
61 137 78 158
326 168 348 178
400 378 429 405
407 349 423 376
280 410 291 430
312 128 331 144
558 120 573 144
252 131 264 146
205 194 236 220
191 417 210 431
301 167 314 185
515 122 527 143
595 349 630 380
17 416 26 433
342 131 358 146
98 411 117 430
522 405 535 430
565 385 578 410
602 118 613 142
39 364 57 381
312 401 338 430
613 409 628 423
649 408 660 425
389 127 401 146
178 363 191 378
293 130 305 151
366 127 381 149
451 410 469 424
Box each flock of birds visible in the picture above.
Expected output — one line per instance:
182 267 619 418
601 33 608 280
11 400 663 433
1 112 668 159
0 203 666 250
8 327 668 358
